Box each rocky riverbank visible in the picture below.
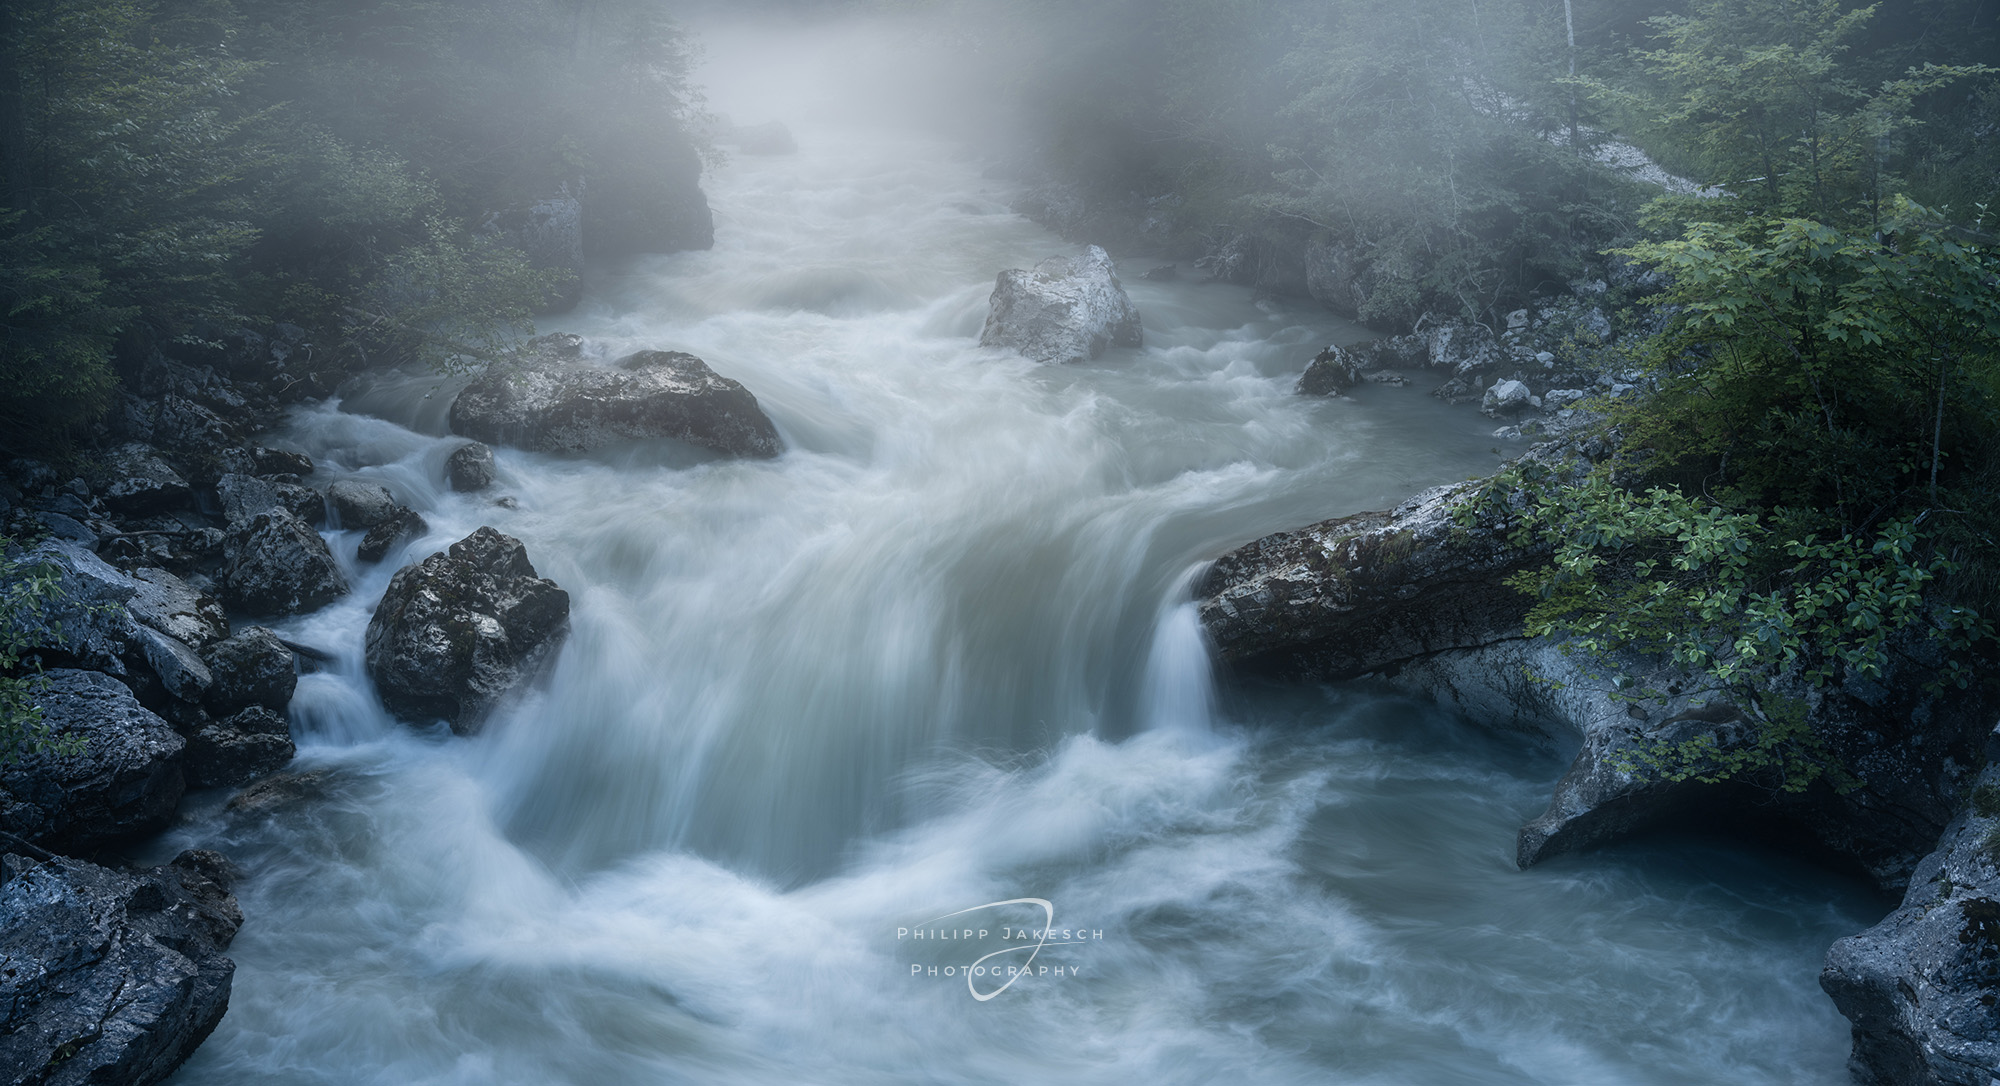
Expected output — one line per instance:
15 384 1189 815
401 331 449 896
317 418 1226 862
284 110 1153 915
1195 415 2000 1084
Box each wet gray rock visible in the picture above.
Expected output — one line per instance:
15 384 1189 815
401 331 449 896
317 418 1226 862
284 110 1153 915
980 245 1142 365
364 527 570 734
201 627 296 715
224 769 331 815
1482 378 1534 418
16 541 146 680
186 706 294 788
446 442 496 492
356 507 427 565
127 567 228 650
220 511 347 617
0 849 239 1086
0 670 185 851
130 624 212 704
1297 345 1368 396
326 479 398 528
1824 764 2000 1085
450 336 783 459
251 446 314 478
216 472 323 527
1197 479 1541 680
99 444 191 516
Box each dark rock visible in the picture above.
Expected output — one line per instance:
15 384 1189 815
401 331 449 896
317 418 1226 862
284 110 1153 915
129 624 212 704
186 706 294 788
33 511 95 547
0 670 185 851
450 336 784 459
446 442 496 492
1304 237 1375 320
201 627 297 715
364 527 570 734
225 769 331 814
326 479 398 529
251 446 314 478
220 511 347 617
356 507 428 565
979 245 1143 365
216 472 323 527
127 567 228 650
1297 345 1367 396
1824 764 2000 1085
582 132 714 258
98 444 192 516
0 850 240 1086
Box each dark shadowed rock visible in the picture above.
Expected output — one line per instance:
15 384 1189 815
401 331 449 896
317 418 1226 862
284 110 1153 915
201 627 296 715
0 670 185 851
225 769 332 815
449 337 783 459
99 444 192 515
364 527 570 734
582 133 714 257
979 245 1142 365
446 442 496 492
326 479 398 528
251 446 314 478
186 706 294 788
0 850 240 1086
1296 345 1368 396
1824 762 2000 1086
356 507 427 565
221 512 346 617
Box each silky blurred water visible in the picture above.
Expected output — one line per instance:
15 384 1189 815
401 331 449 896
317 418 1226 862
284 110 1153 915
155 30 1877 1086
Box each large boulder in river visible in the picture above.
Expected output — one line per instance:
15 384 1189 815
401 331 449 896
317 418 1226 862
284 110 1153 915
220 511 347 617
0 670 186 851
326 479 398 528
449 336 783 458
446 442 496 491
364 527 570 734
187 706 294 789
0 849 240 1086
980 245 1142 365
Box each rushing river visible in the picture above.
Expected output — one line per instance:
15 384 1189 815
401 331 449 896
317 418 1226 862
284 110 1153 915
155 29 1883 1086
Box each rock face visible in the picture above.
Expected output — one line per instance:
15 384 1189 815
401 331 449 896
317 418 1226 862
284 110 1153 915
0 670 185 851
127 568 228 650
1296 345 1369 396
980 245 1143 365
1824 763 2000 1086
201 627 296 715
364 527 570 734
326 479 398 528
449 336 783 459
446 442 496 492
1197 480 1541 680
356 507 427 564
582 134 714 257
0 850 240 1086
221 511 347 616
187 707 294 788
99 444 191 516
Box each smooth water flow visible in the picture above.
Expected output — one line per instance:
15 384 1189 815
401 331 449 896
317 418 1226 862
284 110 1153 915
157 44 1879 1084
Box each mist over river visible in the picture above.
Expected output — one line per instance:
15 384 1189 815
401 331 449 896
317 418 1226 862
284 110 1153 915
148 23 1882 1085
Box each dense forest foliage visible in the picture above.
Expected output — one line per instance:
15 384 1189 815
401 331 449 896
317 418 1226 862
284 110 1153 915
0 0 710 445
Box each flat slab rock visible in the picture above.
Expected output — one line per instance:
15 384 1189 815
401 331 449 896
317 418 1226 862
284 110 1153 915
0 850 241 1086
449 335 783 459
980 245 1142 365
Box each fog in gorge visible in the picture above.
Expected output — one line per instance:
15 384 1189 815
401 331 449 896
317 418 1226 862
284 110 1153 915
83 6 1899 1084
